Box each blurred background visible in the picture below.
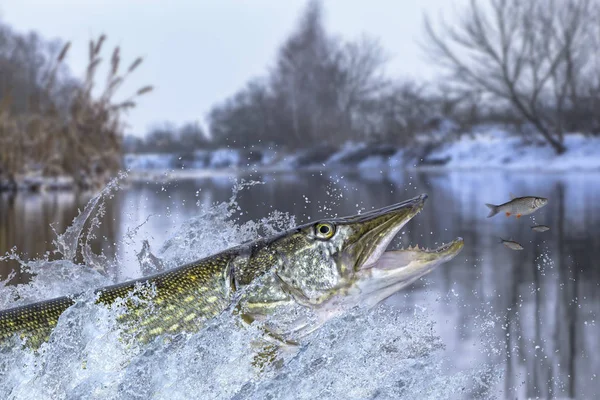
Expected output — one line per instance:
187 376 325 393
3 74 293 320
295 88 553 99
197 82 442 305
0 0 599 398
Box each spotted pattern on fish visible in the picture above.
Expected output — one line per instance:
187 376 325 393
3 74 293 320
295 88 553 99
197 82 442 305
0 252 238 347
0 194 462 352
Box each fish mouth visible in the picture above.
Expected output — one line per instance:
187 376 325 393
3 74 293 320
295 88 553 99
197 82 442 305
355 231 463 308
345 193 463 278
369 237 465 271
399 237 464 256
336 194 462 285
353 236 464 308
345 194 429 271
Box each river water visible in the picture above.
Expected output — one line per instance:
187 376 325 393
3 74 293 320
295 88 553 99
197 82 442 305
0 169 598 399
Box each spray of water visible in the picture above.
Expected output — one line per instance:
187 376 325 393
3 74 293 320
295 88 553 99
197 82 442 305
0 178 502 399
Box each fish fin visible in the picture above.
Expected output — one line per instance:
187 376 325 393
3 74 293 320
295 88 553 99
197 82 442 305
505 212 511 217
274 272 315 307
485 203 499 218
251 337 298 374
509 192 516 199
251 342 281 373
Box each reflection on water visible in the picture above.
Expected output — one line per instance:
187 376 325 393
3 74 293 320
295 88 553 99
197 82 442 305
0 191 120 282
1 169 599 398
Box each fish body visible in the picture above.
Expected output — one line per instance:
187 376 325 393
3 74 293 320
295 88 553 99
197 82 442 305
531 225 550 232
485 194 548 218
0 194 463 349
0 251 237 347
500 238 524 250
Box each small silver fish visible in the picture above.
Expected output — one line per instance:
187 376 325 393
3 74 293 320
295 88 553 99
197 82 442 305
500 238 524 251
531 225 550 232
485 193 548 219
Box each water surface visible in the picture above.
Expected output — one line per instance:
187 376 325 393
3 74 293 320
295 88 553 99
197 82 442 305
1 169 598 399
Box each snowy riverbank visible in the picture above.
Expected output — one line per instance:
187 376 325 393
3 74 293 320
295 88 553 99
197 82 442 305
124 130 600 174
3 129 598 192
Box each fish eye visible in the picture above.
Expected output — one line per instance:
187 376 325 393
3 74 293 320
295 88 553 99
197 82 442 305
315 223 335 239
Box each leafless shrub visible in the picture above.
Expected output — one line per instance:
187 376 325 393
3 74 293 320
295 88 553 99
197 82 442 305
423 0 600 153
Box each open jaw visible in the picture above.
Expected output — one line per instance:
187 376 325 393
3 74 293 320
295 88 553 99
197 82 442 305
351 195 464 307
356 194 464 271
370 238 465 270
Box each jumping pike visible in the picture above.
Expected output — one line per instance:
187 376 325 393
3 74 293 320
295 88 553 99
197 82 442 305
0 194 463 350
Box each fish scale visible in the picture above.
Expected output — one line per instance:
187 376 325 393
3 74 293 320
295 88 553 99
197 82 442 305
0 252 237 348
0 194 463 352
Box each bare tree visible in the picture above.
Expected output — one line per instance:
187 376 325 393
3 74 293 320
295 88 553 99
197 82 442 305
209 0 389 148
330 36 389 140
423 0 599 154
270 0 332 144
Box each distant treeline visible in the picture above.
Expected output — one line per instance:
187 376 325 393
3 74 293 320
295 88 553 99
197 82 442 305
4 0 600 173
0 20 151 190
134 0 600 155
206 1 456 150
123 121 213 154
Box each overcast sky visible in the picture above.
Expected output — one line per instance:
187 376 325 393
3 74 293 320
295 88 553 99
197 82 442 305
1 0 463 135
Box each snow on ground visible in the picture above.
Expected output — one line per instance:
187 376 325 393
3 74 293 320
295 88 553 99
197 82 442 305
3 127 597 192
427 130 600 171
123 129 600 174
124 153 175 170
208 148 241 168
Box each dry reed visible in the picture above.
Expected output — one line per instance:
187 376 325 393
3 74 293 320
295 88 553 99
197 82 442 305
0 35 152 191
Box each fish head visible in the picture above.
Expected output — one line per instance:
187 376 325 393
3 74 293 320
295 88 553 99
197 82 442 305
533 197 548 209
235 194 463 341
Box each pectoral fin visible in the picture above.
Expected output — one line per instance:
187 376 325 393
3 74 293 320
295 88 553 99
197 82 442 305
251 339 298 374
251 341 282 373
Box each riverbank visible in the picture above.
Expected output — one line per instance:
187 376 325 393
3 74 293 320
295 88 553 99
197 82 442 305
125 130 600 174
3 129 599 192
0 175 77 193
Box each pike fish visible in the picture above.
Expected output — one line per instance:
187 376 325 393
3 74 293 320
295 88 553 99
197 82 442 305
0 194 463 350
485 193 548 219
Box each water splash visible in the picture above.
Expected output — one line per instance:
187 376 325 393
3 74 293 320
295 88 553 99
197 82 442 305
156 180 296 270
52 174 124 265
0 178 502 399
